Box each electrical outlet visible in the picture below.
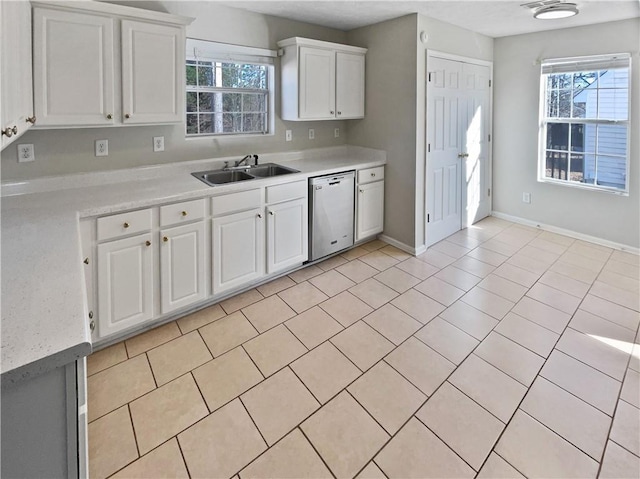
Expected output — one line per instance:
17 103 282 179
522 192 531 204
308 128 315 140
285 130 292 142
153 136 164 152
334 128 340 138
95 139 108 157
17 144 34 163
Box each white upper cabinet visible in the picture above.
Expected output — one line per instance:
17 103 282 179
121 20 183 124
336 52 365 119
278 37 366 121
33 8 115 126
31 1 192 128
1 0 35 150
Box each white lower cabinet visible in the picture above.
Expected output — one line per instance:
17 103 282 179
267 198 308 274
87 170 382 344
160 221 206 314
97 233 154 337
356 168 385 241
212 208 265 295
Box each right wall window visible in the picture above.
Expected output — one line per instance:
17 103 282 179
539 53 631 194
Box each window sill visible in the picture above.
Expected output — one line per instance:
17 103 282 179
185 132 275 141
537 177 629 197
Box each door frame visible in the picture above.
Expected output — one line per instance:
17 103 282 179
425 50 494 247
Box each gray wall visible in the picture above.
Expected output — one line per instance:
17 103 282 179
347 15 419 249
493 19 639 248
1 2 349 180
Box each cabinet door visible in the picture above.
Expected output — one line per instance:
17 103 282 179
356 181 384 241
160 222 206 314
299 47 335 120
97 233 153 338
336 52 365 119
1 0 33 149
121 20 183 124
212 209 264 295
33 8 115 126
267 198 308 274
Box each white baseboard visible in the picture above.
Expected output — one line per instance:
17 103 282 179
377 234 427 256
491 211 640 255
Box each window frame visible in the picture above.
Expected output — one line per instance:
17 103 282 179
185 39 276 139
537 53 632 195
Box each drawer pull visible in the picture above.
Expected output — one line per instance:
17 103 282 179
181 211 188 217
359 189 364 193
88 311 94 319
83 257 89 265
89 320 95 332
145 240 151 247
123 222 130 229
125 113 131 119
163 236 169 242
106 114 112 120
257 213 262 219
269 211 274 216
371 173 376 177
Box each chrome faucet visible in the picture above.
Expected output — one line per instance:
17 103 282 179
234 154 258 167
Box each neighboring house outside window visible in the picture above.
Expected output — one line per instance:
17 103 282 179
539 53 631 194
185 39 276 137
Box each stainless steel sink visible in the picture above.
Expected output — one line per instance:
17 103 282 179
249 163 300 177
193 170 255 186
192 163 299 186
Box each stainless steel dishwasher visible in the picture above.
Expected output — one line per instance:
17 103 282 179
309 171 355 261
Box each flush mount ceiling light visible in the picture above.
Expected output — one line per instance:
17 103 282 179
522 0 579 20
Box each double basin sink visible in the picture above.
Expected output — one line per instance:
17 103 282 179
192 163 300 186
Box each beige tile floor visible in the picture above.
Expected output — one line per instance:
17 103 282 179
87 218 640 479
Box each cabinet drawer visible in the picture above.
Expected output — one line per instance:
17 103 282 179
211 188 262 217
357 166 384 184
160 198 206 227
266 180 307 204
97 208 152 241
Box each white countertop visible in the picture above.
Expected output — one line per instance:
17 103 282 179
1 145 386 384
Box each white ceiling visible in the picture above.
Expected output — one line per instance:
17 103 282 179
219 0 640 37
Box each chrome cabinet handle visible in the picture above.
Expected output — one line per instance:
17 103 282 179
2 126 17 137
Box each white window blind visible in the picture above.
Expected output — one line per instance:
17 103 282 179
541 53 630 75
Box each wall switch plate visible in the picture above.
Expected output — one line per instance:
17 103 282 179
522 192 531 204
308 128 315 140
334 128 340 138
285 130 292 141
153 136 164 152
95 139 108 157
17 144 34 162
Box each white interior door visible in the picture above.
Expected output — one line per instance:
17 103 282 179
462 63 492 226
426 55 492 246
426 57 463 247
